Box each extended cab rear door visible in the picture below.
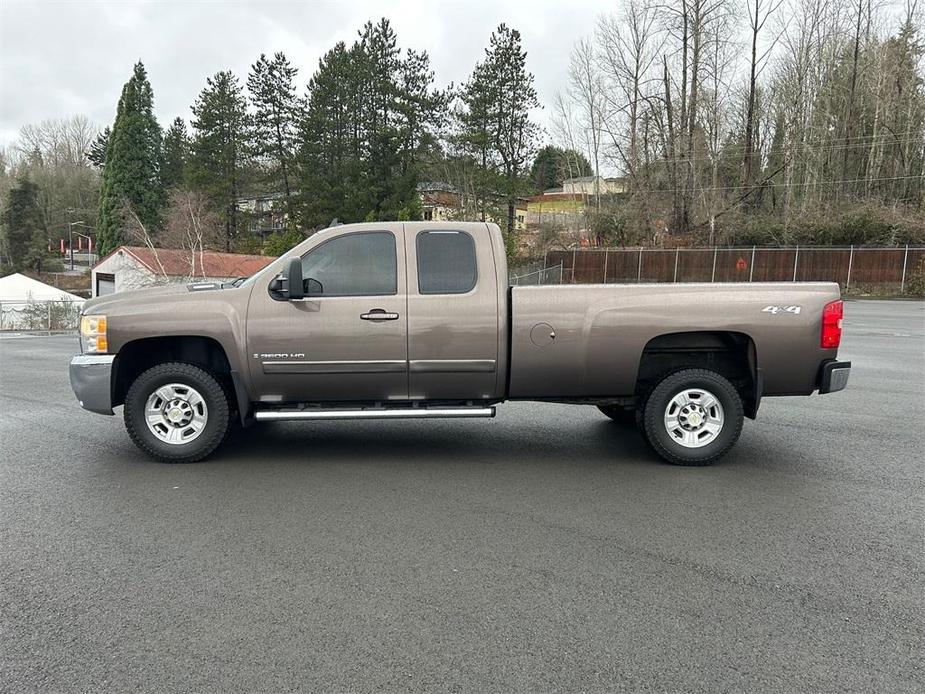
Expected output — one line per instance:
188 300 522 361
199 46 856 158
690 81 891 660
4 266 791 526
404 223 502 402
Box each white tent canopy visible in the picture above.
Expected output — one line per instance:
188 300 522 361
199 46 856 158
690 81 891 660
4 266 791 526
0 273 84 331
0 273 84 303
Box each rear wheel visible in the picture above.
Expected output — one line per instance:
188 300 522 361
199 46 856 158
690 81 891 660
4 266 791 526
641 368 743 466
124 362 229 463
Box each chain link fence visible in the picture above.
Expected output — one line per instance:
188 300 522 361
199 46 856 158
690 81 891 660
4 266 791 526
509 262 565 286
0 300 82 331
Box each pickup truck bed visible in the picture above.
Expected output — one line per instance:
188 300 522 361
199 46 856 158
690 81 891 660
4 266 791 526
510 282 840 399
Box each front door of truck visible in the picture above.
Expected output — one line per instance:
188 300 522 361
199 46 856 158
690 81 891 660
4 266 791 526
246 226 408 403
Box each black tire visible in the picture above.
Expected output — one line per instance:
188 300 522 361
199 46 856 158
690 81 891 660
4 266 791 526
641 368 743 466
124 362 230 463
597 404 640 428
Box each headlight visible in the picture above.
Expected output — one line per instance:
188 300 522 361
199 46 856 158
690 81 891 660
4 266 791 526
80 314 108 353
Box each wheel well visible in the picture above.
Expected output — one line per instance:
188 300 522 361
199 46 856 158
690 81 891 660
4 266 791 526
636 331 760 418
112 336 232 408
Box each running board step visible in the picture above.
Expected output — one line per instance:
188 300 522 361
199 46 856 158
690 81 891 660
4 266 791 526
254 406 496 422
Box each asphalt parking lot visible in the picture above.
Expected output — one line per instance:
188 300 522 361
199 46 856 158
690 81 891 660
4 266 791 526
1 299 923 692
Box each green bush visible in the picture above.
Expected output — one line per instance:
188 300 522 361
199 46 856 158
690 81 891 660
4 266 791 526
716 204 925 247
906 257 925 297
262 228 305 257
17 300 80 331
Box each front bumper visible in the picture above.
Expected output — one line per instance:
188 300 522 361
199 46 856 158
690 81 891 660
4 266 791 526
69 354 115 415
819 360 851 394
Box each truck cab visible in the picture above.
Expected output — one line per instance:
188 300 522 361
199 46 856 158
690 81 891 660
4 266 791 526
244 222 508 405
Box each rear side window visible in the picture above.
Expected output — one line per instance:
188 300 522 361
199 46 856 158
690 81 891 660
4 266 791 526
416 231 477 294
300 231 397 296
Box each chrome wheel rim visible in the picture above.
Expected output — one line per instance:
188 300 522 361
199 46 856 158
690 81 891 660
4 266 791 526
144 383 208 445
663 388 724 448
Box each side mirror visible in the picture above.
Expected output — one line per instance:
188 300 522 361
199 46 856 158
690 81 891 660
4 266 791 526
287 257 304 300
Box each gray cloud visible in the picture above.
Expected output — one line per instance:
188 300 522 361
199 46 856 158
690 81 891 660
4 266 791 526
0 0 614 146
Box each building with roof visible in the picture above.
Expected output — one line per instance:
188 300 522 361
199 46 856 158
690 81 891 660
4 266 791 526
418 182 463 223
91 246 274 297
560 176 626 196
417 182 528 231
237 192 290 238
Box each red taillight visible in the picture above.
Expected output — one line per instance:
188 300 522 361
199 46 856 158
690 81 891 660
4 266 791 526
821 300 843 348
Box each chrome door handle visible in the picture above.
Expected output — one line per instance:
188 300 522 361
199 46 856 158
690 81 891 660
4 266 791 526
360 309 399 321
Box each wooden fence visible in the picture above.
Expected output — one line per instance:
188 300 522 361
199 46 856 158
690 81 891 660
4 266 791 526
545 246 925 292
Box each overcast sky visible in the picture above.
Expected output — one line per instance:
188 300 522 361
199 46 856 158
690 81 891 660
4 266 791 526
0 0 618 147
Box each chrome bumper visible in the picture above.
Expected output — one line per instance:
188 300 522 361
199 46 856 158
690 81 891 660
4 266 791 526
69 354 115 415
819 360 851 394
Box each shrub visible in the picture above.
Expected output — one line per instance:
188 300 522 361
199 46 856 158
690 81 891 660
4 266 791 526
906 257 925 297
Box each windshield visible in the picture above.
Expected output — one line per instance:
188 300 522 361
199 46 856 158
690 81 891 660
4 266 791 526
236 273 261 287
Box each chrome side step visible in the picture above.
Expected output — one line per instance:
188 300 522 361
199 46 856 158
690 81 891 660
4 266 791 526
254 406 496 422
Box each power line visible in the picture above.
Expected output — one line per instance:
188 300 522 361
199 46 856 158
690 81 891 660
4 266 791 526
629 174 924 194
619 134 924 168
656 137 921 164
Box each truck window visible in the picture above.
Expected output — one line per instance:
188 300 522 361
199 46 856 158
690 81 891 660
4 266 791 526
416 230 477 294
300 231 397 296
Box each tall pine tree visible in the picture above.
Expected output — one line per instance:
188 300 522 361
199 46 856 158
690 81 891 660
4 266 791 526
162 117 190 188
96 62 165 255
247 52 298 219
530 146 593 192
1 177 50 272
188 71 252 251
87 127 110 169
296 19 445 228
460 25 538 249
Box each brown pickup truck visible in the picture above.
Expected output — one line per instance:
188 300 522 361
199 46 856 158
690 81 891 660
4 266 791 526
70 221 850 465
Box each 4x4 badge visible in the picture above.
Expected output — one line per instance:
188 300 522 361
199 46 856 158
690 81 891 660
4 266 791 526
762 305 802 315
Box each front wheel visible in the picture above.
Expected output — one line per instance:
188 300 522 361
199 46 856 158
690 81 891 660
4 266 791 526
641 369 744 466
124 362 230 463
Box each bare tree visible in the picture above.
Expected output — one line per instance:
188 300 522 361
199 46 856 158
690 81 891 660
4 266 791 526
123 191 223 282
597 0 659 190
567 38 605 209
743 0 785 191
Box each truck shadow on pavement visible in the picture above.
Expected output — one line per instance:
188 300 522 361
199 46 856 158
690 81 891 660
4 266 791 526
211 417 693 469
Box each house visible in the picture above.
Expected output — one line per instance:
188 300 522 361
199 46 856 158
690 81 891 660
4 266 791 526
237 192 290 238
417 182 528 231
524 176 629 229
91 246 274 297
418 182 463 222
561 176 627 195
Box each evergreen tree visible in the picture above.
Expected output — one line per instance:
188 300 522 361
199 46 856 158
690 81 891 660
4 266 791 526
458 24 539 249
162 117 190 188
188 71 252 251
297 42 364 226
247 52 298 219
530 145 593 192
87 127 110 169
96 62 165 255
1 177 49 272
296 19 446 228
456 60 498 222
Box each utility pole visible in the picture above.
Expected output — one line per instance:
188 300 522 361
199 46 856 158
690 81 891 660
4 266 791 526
67 208 75 271
67 220 92 272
